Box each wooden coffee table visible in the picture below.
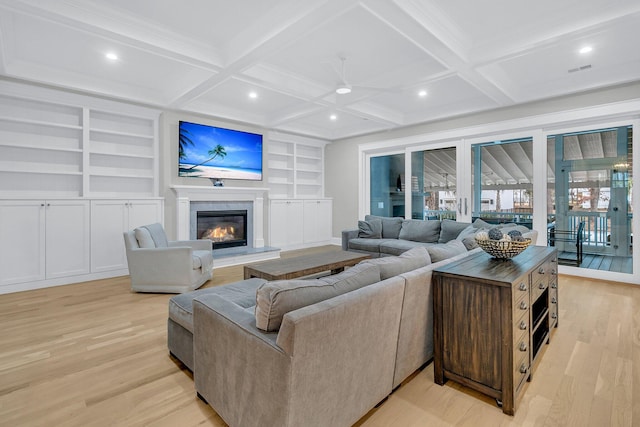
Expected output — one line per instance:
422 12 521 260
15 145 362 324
243 251 370 281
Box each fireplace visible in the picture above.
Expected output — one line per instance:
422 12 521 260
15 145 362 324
197 210 247 250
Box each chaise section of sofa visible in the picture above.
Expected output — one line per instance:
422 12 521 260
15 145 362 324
193 276 406 427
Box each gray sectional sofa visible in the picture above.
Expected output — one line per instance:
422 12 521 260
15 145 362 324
168 245 480 427
342 215 538 259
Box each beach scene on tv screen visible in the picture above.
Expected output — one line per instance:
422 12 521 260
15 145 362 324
179 121 263 180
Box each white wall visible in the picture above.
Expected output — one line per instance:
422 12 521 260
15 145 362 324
325 81 640 237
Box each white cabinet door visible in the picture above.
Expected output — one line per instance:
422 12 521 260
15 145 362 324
45 201 90 279
90 200 128 273
0 201 46 285
128 200 163 230
90 199 163 273
303 199 332 244
270 200 303 248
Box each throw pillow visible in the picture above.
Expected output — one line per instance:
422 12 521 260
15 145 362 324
358 218 382 238
427 239 468 263
362 246 431 280
255 262 381 332
365 215 404 239
438 219 472 243
398 219 441 243
134 227 155 248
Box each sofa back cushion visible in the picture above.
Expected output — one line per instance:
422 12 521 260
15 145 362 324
255 262 381 332
358 218 382 238
134 227 155 248
438 219 471 243
365 215 403 239
362 246 431 280
398 219 441 243
427 239 468 263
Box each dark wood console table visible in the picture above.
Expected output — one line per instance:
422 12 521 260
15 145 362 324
432 246 558 415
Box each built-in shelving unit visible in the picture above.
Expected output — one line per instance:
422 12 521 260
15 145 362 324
0 85 159 199
0 81 162 294
266 132 326 199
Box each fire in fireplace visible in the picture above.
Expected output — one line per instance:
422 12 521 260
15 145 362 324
197 210 247 250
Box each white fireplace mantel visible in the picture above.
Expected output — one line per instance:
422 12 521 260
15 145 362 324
171 185 269 247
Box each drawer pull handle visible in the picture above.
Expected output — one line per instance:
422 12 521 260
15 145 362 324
539 282 546 290
518 283 528 291
519 321 527 330
519 342 527 352
551 313 558 319
538 267 545 274
551 283 557 289
519 301 528 310
551 297 557 304
551 269 557 275
519 364 528 374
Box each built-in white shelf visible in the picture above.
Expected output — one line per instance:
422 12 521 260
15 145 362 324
0 83 159 199
266 132 327 199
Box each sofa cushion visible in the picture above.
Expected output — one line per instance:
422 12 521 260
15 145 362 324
399 219 441 243
348 237 389 253
427 239 468 263
168 277 266 332
255 262 381 332
438 220 471 243
134 227 155 248
362 246 431 280
358 218 382 238
141 223 169 248
379 239 435 256
365 215 404 239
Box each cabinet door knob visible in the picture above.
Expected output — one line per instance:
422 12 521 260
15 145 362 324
519 342 528 352
518 283 528 291
519 321 528 330
519 301 528 310
41 203 45 207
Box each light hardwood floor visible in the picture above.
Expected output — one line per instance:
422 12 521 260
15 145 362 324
1 246 638 427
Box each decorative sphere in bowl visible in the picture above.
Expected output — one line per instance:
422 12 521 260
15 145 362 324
475 231 531 259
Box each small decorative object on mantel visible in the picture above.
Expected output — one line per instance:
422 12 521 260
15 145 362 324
210 178 224 187
475 229 531 259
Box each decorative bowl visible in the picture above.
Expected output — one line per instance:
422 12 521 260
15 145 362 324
475 237 531 259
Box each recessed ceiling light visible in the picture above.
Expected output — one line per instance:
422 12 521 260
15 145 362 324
579 46 593 54
248 91 258 99
105 52 119 61
329 114 337 121
418 90 428 97
336 85 351 95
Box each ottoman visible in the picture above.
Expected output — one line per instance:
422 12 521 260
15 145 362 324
168 277 266 371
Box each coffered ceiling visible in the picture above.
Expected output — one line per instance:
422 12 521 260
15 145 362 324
0 0 638 140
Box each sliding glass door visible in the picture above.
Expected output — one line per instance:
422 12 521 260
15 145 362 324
547 126 632 273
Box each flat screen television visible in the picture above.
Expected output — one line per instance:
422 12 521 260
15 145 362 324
178 120 263 181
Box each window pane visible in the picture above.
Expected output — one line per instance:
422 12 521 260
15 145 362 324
370 154 405 217
411 147 456 220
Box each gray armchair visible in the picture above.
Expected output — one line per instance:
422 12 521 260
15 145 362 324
123 223 213 293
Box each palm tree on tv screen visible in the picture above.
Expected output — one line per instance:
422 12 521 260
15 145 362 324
187 144 227 170
179 127 194 160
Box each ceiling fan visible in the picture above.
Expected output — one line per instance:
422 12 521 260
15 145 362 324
332 56 397 96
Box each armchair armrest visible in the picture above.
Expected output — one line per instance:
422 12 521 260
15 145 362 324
169 239 212 251
126 246 194 286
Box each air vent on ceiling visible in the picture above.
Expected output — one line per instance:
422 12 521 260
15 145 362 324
568 64 592 73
